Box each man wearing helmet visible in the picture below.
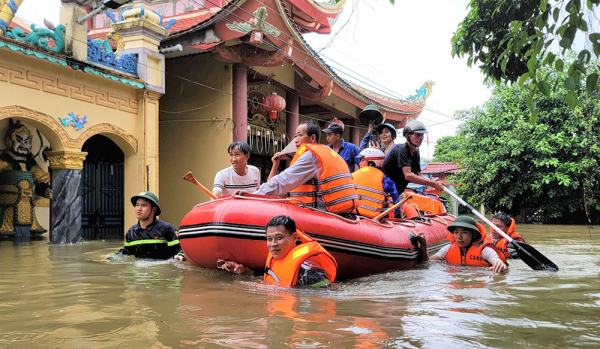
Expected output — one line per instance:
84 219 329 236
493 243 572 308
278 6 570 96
382 120 446 195
352 148 400 218
109 191 184 261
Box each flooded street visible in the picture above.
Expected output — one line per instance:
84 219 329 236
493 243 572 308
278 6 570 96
1 224 599 348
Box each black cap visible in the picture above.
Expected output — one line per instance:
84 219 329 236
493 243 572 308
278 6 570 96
323 123 344 135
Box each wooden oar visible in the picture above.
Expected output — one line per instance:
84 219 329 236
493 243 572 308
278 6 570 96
183 171 218 200
442 187 559 271
374 195 413 221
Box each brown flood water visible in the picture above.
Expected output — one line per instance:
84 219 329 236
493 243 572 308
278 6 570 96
1 224 599 348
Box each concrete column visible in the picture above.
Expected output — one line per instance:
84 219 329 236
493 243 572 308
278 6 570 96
286 91 299 140
60 5 88 61
232 64 248 142
46 151 87 244
139 90 161 195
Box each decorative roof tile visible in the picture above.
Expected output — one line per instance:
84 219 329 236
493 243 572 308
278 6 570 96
422 162 461 175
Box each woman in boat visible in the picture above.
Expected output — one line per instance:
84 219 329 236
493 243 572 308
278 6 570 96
490 212 525 259
417 216 508 273
219 215 338 288
359 122 398 157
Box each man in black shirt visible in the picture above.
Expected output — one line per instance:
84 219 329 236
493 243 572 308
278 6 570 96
382 120 446 195
109 191 185 260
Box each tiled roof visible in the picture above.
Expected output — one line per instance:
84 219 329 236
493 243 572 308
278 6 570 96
422 162 461 175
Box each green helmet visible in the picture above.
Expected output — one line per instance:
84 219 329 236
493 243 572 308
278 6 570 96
447 216 481 240
359 105 384 126
131 191 161 216
403 120 428 137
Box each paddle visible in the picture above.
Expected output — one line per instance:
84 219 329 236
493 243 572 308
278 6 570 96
442 187 559 271
183 171 218 200
374 195 413 221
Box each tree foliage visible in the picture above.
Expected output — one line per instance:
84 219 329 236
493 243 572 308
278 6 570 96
452 0 600 113
432 135 466 163
452 60 600 222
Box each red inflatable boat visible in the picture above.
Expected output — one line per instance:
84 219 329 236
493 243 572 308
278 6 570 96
179 194 454 280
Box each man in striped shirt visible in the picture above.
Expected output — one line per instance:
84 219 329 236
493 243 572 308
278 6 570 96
212 141 261 198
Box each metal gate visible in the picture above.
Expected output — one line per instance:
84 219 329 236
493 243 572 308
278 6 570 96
81 162 124 239
81 136 125 240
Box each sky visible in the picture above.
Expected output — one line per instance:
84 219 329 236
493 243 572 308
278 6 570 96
14 0 492 160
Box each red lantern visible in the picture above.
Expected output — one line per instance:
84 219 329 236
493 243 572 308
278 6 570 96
325 117 345 130
263 93 286 121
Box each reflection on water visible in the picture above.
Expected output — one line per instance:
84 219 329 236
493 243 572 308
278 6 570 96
1 225 599 348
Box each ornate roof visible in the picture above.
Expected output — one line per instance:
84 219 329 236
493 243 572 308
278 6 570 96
422 162 461 175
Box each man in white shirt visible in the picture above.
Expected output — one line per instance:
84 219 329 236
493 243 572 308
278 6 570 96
212 141 261 198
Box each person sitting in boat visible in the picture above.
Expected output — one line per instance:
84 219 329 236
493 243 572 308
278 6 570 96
382 120 446 196
490 212 525 259
212 141 260 198
251 121 359 214
416 216 508 273
323 122 359 172
218 215 337 288
352 148 400 219
108 192 184 261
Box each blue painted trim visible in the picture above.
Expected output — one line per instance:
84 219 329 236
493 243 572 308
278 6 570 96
0 40 68 66
0 19 9 33
82 67 145 88
6 0 18 14
105 10 118 24
140 5 145 19
163 19 177 30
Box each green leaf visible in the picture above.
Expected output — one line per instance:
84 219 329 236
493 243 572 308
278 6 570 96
546 52 556 64
566 91 578 108
540 0 548 11
527 91 535 108
578 50 591 64
553 8 560 22
389 0 395 4
559 37 572 48
587 73 599 93
518 73 530 87
555 59 564 72
501 56 509 72
578 18 588 31
538 80 551 96
565 76 577 90
594 42 600 57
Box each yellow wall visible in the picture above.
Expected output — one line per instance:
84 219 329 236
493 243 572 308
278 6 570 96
0 46 147 233
159 54 233 226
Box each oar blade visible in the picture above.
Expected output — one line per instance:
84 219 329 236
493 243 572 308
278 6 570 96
511 241 559 271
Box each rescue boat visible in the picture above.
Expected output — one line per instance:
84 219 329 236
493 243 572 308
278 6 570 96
178 194 454 280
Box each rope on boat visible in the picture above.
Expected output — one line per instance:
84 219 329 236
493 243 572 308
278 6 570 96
232 195 307 208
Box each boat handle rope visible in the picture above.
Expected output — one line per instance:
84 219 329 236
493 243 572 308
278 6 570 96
391 220 417 228
232 195 307 208
361 216 395 228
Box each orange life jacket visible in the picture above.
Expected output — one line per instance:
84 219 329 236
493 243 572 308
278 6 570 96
445 222 507 266
352 167 393 218
287 144 359 214
492 218 524 258
264 230 338 288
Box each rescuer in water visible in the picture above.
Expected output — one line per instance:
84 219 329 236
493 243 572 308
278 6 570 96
109 192 184 261
490 212 525 259
219 215 337 288
416 216 508 273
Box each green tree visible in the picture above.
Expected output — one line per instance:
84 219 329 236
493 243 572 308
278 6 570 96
432 135 466 163
454 60 599 222
451 0 599 112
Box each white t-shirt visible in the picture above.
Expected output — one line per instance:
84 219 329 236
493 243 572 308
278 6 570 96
213 165 261 196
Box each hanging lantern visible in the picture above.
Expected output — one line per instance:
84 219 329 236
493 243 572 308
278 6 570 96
325 117 345 130
263 93 286 121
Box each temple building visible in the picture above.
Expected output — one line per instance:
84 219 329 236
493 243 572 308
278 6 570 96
0 0 431 242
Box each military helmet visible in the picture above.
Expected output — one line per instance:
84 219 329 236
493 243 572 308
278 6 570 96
131 191 161 216
358 105 384 126
403 120 428 137
447 216 481 241
376 123 397 140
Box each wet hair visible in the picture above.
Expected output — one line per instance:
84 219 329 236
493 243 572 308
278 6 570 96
265 215 296 235
299 120 321 143
492 212 511 227
228 141 251 155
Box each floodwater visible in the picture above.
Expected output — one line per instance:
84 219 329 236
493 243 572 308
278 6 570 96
1 224 599 349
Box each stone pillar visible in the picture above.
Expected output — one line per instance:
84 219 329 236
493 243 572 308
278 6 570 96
46 151 87 244
286 91 299 140
59 4 88 61
232 63 248 142
0 0 24 34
